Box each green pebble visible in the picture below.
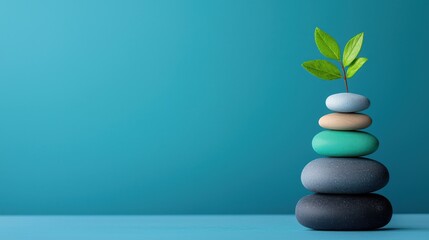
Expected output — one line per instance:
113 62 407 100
312 130 379 157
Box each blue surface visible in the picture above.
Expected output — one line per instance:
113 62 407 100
0 0 429 214
0 214 427 239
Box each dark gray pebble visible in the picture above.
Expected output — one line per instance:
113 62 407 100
295 193 393 230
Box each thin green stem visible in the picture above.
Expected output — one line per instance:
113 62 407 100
339 61 348 92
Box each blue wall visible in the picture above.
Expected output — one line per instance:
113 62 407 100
0 0 428 214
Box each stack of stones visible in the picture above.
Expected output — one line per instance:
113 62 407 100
295 93 393 230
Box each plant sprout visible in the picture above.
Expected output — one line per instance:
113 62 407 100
302 27 367 92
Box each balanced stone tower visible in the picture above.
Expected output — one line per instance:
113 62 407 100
295 92 393 230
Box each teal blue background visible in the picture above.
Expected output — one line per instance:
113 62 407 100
0 0 428 214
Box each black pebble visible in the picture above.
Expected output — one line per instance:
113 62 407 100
295 193 393 230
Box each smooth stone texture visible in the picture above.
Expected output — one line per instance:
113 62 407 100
301 157 389 194
319 113 372 130
312 130 379 157
295 193 393 230
326 93 370 112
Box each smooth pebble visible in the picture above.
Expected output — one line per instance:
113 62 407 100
295 193 393 230
301 157 389 194
312 130 379 157
319 113 372 130
326 92 370 112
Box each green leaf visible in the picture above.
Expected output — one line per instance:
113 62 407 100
314 27 341 60
343 32 364 66
302 60 342 80
347 57 367 78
